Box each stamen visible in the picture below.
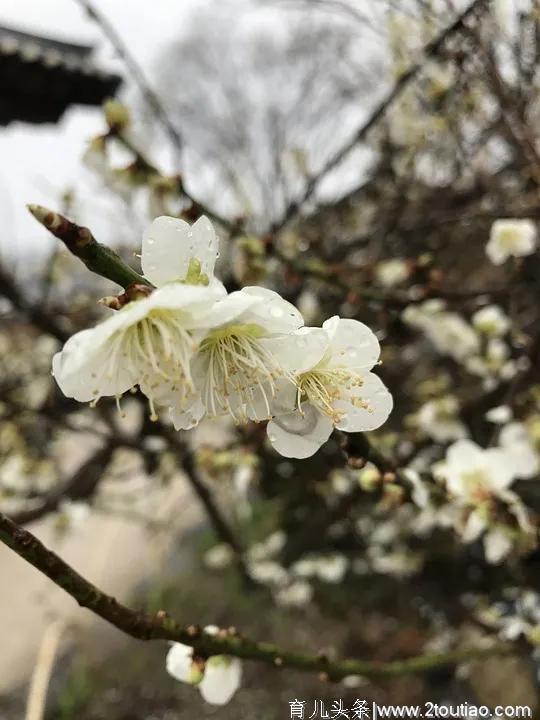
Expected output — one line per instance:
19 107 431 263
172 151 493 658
199 324 288 420
298 367 367 424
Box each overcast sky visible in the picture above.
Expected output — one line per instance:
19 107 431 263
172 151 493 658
0 0 198 261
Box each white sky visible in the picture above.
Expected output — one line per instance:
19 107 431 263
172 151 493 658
0 0 197 261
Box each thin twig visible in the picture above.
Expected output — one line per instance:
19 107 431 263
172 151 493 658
74 0 184 161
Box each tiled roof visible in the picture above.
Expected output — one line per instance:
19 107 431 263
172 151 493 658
0 24 122 125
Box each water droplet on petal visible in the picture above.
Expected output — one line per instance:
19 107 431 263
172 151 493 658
270 306 283 318
147 237 155 245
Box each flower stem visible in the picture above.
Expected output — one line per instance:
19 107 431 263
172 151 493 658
27 204 151 290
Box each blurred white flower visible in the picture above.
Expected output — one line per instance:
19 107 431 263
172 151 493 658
275 580 313 607
472 305 510 337
466 339 516 389
485 405 512 424
436 439 532 562
292 554 348 583
487 219 537 265
58 500 90 527
403 303 480 362
204 543 235 570
296 289 320 324
166 639 242 706
248 531 286 561
416 395 467 442
484 528 513 565
375 259 409 288
248 560 289 586
437 439 516 506
313 554 349 583
369 547 423 578
267 317 392 459
499 422 540 479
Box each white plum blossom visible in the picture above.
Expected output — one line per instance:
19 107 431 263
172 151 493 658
275 580 313 608
291 553 349 583
486 219 537 265
266 317 392 459
403 302 480 362
416 395 467 442
483 528 513 565
486 405 512 424
435 439 531 563
52 216 225 426
248 560 289 586
499 422 540 479
204 543 235 570
248 531 286 561
437 439 516 506
465 338 517 390
375 258 409 288
192 287 303 423
313 554 349 583
166 635 242 706
52 213 391 458
472 305 510 337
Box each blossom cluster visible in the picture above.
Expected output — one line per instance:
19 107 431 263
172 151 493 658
52 216 393 458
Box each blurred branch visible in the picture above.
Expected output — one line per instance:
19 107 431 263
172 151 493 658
272 0 488 232
27 204 149 290
74 0 184 160
157 423 254 585
0 264 69 343
0 510 514 679
9 442 117 525
111 132 238 232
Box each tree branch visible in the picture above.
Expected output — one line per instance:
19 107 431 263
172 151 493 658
74 0 184 159
27 205 149 290
0 510 513 680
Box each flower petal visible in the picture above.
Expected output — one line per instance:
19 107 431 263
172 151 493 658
267 405 333 459
334 371 393 432
199 656 242 705
323 317 381 370
166 643 194 683
171 397 206 430
52 324 136 402
142 216 192 286
261 328 329 375
484 528 512 564
241 286 304 334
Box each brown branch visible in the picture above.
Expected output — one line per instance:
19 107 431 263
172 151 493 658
8 443 117 525
0 510 514 680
